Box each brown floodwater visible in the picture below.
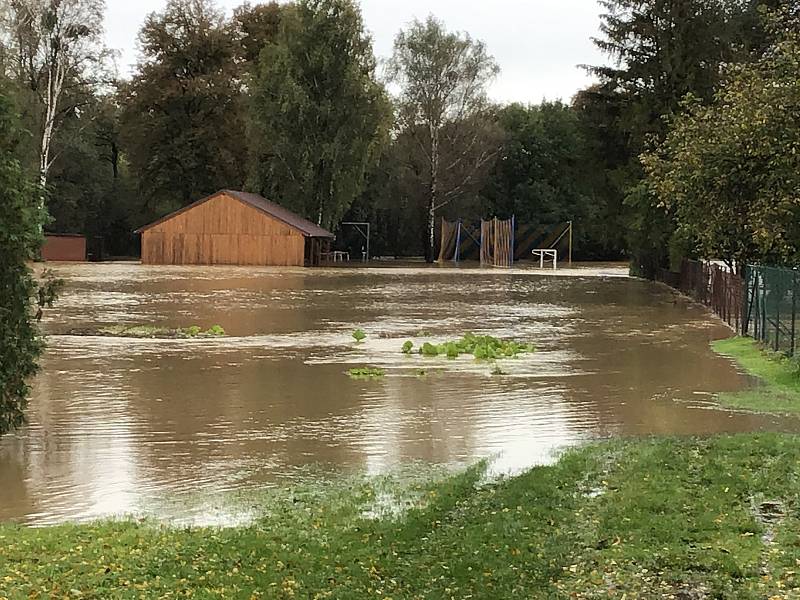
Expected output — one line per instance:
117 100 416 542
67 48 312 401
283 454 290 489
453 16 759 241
0 262 794 525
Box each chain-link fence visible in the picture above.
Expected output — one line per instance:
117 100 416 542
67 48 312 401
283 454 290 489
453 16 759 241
743 265 800 356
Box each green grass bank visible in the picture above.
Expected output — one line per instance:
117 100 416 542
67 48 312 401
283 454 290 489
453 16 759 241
713 336 800 414
2 434 800 599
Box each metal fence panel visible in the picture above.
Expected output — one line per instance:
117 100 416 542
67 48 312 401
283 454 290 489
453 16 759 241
743 265 799 356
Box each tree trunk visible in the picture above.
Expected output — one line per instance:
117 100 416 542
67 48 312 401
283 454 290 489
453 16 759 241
426 126 440 263
39 45 66 201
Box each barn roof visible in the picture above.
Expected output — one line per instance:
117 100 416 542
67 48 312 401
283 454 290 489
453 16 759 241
135 190 335 238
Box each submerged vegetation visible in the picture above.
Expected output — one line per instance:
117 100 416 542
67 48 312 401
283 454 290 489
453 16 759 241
93 325 227 339
712 336 800 414
347 367 385 379
410 333 535 360
3 434 800 598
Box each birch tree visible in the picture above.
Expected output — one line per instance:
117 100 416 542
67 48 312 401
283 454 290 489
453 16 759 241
1 0 106 191
388 17 499 262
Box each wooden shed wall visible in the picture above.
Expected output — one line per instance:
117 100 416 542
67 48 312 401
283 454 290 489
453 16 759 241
42 235 86 262
141 194 306 266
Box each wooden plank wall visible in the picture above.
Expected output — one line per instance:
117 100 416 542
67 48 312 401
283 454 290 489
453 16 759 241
141 193 306 266
480 218 513 268
42 235 87 262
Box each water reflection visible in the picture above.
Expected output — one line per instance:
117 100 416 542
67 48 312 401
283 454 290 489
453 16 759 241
0 263 792 525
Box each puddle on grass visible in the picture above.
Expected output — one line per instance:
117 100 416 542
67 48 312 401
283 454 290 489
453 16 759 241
0 262 796 525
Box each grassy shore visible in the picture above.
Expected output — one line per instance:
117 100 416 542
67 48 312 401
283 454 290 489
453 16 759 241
2 434 800 599
713 336 800 414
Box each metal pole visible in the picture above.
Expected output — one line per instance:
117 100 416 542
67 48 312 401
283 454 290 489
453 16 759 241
791 271 797 356
762 274 767 345
366 223 370 262
454 220 462 264
775 279 781 353
510 215 515 267
569 221 573 267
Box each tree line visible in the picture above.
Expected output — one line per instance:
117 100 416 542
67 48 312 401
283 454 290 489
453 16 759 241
0 0 755 265
2 0 793 267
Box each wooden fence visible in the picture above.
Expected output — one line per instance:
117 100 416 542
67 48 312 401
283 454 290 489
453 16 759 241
657 260 744 332
480 218 514 268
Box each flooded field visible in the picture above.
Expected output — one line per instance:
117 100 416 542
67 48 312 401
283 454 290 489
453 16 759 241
0 263 792 525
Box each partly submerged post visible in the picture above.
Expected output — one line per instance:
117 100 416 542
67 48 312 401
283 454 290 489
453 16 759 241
454 220 462 264
569 220 573 267
480 220 485 265
510 215 516 267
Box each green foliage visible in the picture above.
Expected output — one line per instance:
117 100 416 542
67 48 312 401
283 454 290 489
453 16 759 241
231 2 284 67
420 342 440 357
415 333 534 361
4 434 800 597
0 86 49 435
643 9 800 268
346 367 385 379
585 0 769 275
184 325 202 338
248 0 390 231
352 329 366 343
482 102 592 233
205 325 226 337
401 340 414 354
119 0 247 216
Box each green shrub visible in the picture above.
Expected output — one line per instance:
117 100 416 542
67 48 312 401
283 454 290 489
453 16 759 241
352 329 366 343
0 88 55 435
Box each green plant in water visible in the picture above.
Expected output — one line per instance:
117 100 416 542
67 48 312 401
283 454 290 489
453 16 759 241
347 367 385 379
98 324 227 339
402 340 414 354
178 325 226 338
205 325 226 337
420 342 440 357
413 333 535 361
352 329 367 343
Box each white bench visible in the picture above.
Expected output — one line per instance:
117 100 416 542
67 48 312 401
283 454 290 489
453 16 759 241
532 249 558 270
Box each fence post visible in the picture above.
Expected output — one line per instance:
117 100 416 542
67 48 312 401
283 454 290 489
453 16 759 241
754 271 761 340
792 271 797 357
762 273 767 345
742 265 749 335
775 276 781 353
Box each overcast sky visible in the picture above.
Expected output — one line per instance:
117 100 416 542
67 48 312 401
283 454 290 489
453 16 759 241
105 0 606 104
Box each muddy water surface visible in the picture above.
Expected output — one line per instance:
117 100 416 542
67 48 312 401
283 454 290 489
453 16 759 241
0 263 792 525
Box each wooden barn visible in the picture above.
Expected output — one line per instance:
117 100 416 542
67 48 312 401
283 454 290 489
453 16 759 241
135 190 334 266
